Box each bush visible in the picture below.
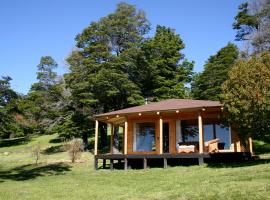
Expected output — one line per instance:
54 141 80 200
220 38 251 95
68 139 83 163
32 142 41 165
253 140 270 155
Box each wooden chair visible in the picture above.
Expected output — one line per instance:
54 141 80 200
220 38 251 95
204 139 219 152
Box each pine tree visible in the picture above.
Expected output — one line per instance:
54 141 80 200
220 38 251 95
191 43 239 100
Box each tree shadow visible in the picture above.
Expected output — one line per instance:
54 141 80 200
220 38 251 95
0 163 71 181
206 158 270 168
42 145 66 155
49 138 62 144
0 137 31 148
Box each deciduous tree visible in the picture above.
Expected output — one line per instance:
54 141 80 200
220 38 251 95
221 52 270 141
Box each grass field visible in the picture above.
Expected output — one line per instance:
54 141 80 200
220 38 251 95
0 134 270 200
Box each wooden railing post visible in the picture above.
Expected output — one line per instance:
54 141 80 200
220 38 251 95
198 112 204 154
94 120 99 155
124 120 128 155
110 123 114 154
159 117 163 154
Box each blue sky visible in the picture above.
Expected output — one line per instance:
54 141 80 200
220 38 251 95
0 0 244 94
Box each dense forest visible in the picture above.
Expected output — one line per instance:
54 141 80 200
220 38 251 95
1 0 270 147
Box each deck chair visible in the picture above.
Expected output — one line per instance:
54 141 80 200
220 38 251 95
204 139 219 152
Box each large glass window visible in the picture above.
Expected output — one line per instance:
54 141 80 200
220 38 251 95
134 122 156 152
216 124 231 149
182 124 199 142
181 120 231 150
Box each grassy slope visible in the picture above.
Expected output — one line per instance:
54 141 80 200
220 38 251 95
0 135 270 200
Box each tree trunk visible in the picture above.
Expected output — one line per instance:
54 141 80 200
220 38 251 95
82 132 89 151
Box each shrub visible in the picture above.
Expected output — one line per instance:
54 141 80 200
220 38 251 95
68 138 83 163
32 142 41 165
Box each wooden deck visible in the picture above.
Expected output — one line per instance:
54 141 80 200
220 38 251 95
94 152 252 170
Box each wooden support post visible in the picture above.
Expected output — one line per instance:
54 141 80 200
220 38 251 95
110 123 114 154
159 117 163 154
124 158 128 170
94 157 98 170
249 137 253 154
110 159 113 170
163 158 168 169
94 120 99 155
198 157 204 165
124 120 128 155
198 113 204 154
143 158 147 169
102 159 106 169
236 141 241 152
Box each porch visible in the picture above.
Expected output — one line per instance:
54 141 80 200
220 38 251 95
93 99 253 170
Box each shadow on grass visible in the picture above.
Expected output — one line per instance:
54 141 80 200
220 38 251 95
0 163 71 181
206 158 270 168
0 137 31 148
49 138 62 144
42 145 66 155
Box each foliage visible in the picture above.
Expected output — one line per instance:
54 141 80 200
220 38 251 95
139 25 194 100
253 140 270 154
20 56 63 135
233 2 259 41
191 43 239 100
0 76 18 106
0 76 25 138
233 0 270 53
221 52 270 141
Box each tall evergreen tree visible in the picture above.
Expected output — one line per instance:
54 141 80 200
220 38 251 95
141 25 193 100
191 43 239 100
64 3 149 146
21 56 61 134
233 0 270 53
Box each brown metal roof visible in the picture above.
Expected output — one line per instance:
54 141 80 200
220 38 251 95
95 99 222 118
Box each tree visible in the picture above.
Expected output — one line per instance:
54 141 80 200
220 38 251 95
0 76 17 106
191 43 239 100
63 3 150 146
221 52 270 141
118 25 194 101
21 56 61 134
0 76 24 138
139 25 193 100
233 0 270 53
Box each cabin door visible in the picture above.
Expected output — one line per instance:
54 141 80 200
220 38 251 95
163 122 170 153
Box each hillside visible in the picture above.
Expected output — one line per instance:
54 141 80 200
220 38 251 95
0 134 270 200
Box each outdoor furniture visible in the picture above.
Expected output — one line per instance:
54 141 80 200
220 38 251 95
178 142 199 151
204 139 219 152
178 145 196 153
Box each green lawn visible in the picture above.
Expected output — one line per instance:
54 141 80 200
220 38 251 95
0 134 270 200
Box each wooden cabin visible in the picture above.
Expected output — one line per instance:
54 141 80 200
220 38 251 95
94 99 253 170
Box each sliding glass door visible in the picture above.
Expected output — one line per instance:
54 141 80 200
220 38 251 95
133 122 156 152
